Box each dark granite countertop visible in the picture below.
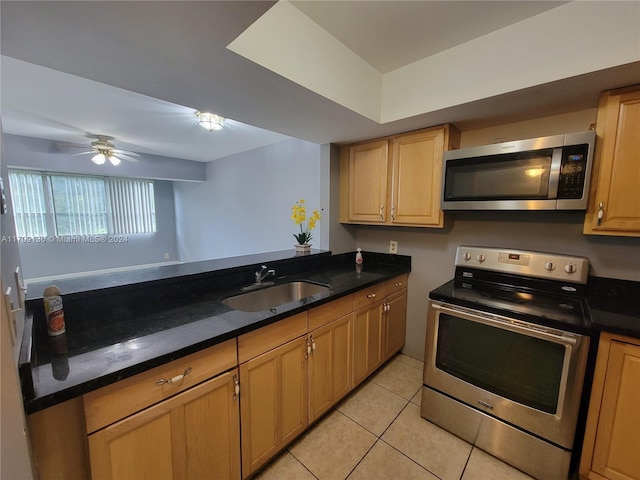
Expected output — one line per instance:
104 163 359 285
20 250 411 413
587 276 640 339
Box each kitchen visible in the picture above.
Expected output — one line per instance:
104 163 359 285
1 2 639 480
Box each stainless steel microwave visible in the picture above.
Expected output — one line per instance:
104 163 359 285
441 130 596 211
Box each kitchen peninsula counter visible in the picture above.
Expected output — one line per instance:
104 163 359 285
20 250 411 413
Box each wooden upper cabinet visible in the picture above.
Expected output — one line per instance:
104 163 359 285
391 128 446 226
340 124 460 228
584 85 640 236
346 139 389 223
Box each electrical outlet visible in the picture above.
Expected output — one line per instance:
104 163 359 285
389 240 398 254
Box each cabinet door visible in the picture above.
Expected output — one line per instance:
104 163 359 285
353 300 384 386
391 128 445 226
584 86 640 235
309 313 353 423
591 341 640 480
347 139 389 223
88 369 241 480
384 289 407 361
240 336 308 478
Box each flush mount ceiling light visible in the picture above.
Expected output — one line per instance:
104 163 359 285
195 111 225 131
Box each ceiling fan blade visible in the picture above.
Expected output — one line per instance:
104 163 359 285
111 149 139 157
72 151 94 156
57 142 88 149
117 153 139 163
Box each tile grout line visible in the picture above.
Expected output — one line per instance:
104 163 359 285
376 399 445 480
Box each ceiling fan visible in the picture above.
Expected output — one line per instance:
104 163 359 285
69 135 140 166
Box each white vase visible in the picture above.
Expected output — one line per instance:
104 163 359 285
295 244 311 253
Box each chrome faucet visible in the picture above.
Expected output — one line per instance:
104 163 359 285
255 265 275 284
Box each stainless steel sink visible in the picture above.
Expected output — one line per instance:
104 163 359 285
222 281 330 312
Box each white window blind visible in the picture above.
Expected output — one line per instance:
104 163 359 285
108 177 156 234
8 170 157 238
8 171 48 237
50 174 108 235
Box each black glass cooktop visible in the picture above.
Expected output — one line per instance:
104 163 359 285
430 278 591 334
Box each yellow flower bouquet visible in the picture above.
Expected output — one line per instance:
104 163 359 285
291 199 321 245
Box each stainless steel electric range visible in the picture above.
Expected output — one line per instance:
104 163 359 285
422 246 592 480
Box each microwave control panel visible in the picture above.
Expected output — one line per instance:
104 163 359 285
557 144 589 199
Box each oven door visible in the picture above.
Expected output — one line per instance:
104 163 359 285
423 300 589 449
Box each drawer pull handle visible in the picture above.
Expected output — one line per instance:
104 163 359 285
311 337 316 352
156 367 192 386
395 282 402 287
367 293 376 299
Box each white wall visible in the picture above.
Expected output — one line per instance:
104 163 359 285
174 138 323 262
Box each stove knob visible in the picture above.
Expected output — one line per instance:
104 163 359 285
477 254 486 263
463 252 471 261
564 263 576 274
544 261 555 271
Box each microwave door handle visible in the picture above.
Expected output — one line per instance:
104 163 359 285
548 147 563 199
432 303 577 347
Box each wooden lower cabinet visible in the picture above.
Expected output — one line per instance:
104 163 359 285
383 289 407 361
308 313 353 423
239 336 308 478
353 299 385 386
88 369 241 480
579 333 640 480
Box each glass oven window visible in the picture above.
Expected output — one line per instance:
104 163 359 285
444 150 553 200
436 313 565 414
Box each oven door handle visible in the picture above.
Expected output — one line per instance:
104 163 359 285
431 303 578 347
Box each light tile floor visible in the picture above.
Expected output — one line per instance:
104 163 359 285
255 353 535 480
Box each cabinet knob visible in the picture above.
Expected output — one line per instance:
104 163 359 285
367 293 377 299
379 206 384 221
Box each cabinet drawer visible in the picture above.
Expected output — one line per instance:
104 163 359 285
353 283 386 310
238 312 307 364
83 338 237 434
308 295 353 331
386 274 408 295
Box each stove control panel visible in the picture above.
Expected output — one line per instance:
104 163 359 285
455 246 589 284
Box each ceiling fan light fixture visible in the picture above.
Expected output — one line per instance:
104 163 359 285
91 152 107 165
108 155 121 166
195 111 225 131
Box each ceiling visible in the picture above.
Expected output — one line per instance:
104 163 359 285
1 1 639 163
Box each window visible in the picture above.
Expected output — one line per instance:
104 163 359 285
8 171 48 237
50 174 109 236
8 170 156 238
